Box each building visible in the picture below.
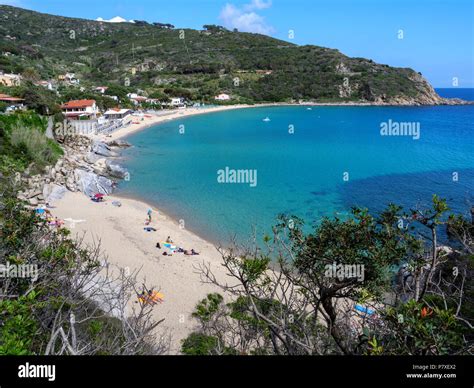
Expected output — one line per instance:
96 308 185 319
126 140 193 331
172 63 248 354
0 72 22 87
255 70 273 75
58 73 79 85
214 93 231 101
35 80 54 90
95 86 108 94
61 99 99 119
127 93 148 105
170 97 185 107
104 108 132 120
0 93 25 111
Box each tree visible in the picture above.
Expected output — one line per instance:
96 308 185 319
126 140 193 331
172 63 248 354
21 67 40 82
185 198 472 355
0 177 169 355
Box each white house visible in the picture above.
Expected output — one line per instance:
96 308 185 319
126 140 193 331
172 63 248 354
214 93 231 101
59 73 79 85
0 93 25 112
95 86 109 94
170 97 185 107
127 93 148 105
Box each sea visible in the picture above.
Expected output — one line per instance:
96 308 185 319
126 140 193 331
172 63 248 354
117 89 474 245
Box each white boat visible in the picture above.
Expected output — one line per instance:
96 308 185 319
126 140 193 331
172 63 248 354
263 117 271 122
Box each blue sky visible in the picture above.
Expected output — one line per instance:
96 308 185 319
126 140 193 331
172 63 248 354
2 0 473 87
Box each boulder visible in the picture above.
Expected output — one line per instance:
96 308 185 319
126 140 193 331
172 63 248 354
27 188 42 199
92 141 119 157
66 176 77 192
45 184 67 204
105 160 129 179
42 183 52 199
84 152 102 164
28 197 39 206
107 139 132 148
74 169 114 197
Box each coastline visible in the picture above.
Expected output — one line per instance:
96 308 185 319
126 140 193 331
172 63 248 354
48 100 473 353
93 98 472 143
50 106 265 352
52 191 232 354
95 104 271 142
51 104 282 352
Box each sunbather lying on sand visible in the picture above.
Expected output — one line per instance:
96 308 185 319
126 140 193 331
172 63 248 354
184 249 199 256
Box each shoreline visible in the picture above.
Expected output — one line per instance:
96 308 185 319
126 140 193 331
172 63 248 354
94 99 472 143
111 190 225 248
48 99 473 353
51 191 232 354
95 104 271 142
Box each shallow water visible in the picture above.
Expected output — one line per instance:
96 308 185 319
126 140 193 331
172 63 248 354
118 101 474 245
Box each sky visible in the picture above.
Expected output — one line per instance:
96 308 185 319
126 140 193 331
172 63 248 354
2 0 473 87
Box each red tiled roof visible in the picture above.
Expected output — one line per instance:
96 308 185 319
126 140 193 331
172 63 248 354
0 93 24 102
61 99 96 109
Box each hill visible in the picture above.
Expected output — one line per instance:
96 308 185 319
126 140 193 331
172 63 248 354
0 5 444 104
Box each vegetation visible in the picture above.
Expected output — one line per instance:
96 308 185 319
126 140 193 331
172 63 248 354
0 5 468 357
0 5 439 104
0 172 168 355
0 111 63 173
183 199 473 355
0 112 167 355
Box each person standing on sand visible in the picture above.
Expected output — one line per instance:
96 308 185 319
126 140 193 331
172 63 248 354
147 209 152 223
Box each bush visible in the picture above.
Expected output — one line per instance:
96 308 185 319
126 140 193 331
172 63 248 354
0 111 62 173
181 333 220 355
9 124 62 170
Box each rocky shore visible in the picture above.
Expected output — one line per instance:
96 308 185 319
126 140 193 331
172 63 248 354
17 136 131 207
15 97 472 208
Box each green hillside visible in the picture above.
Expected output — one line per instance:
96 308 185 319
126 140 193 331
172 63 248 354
0 5 442 104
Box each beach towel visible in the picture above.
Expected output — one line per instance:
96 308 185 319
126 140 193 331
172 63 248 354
138 291 164 305
354 304 375 315
162 242 177 251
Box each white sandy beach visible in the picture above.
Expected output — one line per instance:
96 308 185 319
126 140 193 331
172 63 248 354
47 102 416 353
51 102 345 352
96 104 263 142
51 106 264 353
52 191 231 353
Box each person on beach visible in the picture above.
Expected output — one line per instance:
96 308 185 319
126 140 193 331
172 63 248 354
147 209 152 223
166 236 173 243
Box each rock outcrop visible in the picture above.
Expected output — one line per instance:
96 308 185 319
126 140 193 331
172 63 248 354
18 135 129 207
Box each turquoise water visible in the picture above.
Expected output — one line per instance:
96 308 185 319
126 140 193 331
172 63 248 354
118 104 474 245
